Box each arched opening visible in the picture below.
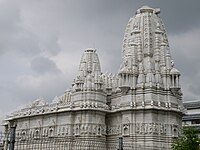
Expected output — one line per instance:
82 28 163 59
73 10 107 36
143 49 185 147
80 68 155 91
62 127 65 135
34 129 40 139
97 126 101 136
75 125 80 136
49 127 54 138
20 131 26 141
123 124 129 136
173 128 178 138
124 126 129 135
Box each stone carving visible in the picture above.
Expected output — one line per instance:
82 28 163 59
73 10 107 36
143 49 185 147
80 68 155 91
123 124 129 136
107 125 121 135
49 119 56 126
57 125 69 136
74 124 80 136
97 125 101 136
34 128 40 139
43 128 48 137
30 97 46 107
48 127 54 137
20 130 27 141
80 101 98 108
136 123 167 135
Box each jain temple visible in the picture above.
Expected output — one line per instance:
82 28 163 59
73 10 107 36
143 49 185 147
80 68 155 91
3 6 185 150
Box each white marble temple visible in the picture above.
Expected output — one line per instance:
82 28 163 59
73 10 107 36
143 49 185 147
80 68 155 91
3 6 184 150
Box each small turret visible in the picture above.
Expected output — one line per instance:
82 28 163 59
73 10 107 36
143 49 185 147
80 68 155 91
71 48 107 107
170 67 181 91
73 48 103 91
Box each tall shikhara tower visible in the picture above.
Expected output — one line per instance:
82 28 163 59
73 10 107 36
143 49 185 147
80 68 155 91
4 6 184 150
106 5 184 149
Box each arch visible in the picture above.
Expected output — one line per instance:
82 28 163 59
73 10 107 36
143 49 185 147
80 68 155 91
173 128 178 138
97 126 101 136
34 129 40 139
21 130 26 141
123 124 130 136
75 124 80 136
49 127 54 137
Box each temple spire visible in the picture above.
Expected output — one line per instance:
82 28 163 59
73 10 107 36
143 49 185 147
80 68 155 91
73 48 103 91
119 5 179 90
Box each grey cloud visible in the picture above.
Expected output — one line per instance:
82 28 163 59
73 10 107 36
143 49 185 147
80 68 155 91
0 2 41 57
189 80 200 97
70 0 200 34
168 27 200 101
13 73 68 106
181 75 200 101
0 1 21 55
0 0 62 57
31 56 61 75
135 0 200 34
42 36 61 56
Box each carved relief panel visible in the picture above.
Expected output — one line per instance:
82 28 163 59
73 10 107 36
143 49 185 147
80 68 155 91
135 123 167 135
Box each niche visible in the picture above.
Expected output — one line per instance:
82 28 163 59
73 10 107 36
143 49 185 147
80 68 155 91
96 125 101 136
123 124 130 136
34 129 40 139
48 127 54 138
21 130 26 141
75 124 80 136
173 128 178 138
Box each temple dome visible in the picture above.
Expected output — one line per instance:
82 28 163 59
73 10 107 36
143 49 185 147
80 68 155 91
170 67 180 75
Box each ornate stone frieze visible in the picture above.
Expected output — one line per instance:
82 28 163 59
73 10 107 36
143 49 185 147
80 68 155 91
135 123 168 135
106 125 121 135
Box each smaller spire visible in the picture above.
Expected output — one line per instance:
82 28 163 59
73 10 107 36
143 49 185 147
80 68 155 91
73 48 102 91
170 67 180 75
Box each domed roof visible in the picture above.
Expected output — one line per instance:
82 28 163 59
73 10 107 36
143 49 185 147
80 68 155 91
119 66 132 74
170 67 180 75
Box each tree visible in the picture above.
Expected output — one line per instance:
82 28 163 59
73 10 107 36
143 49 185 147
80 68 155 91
172 127 200 150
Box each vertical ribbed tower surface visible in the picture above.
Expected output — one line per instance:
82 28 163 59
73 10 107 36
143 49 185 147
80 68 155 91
119 5 179 89
107 5 184 150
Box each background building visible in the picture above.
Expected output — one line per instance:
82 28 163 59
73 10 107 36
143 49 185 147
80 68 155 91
183 100 200 137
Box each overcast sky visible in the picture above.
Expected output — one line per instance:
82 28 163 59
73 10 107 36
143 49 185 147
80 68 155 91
0 0 200 124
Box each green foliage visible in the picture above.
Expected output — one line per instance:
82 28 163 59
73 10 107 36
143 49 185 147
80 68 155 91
172 127 200 150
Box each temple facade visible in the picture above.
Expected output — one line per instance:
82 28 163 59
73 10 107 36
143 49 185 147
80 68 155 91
3 6 184 150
